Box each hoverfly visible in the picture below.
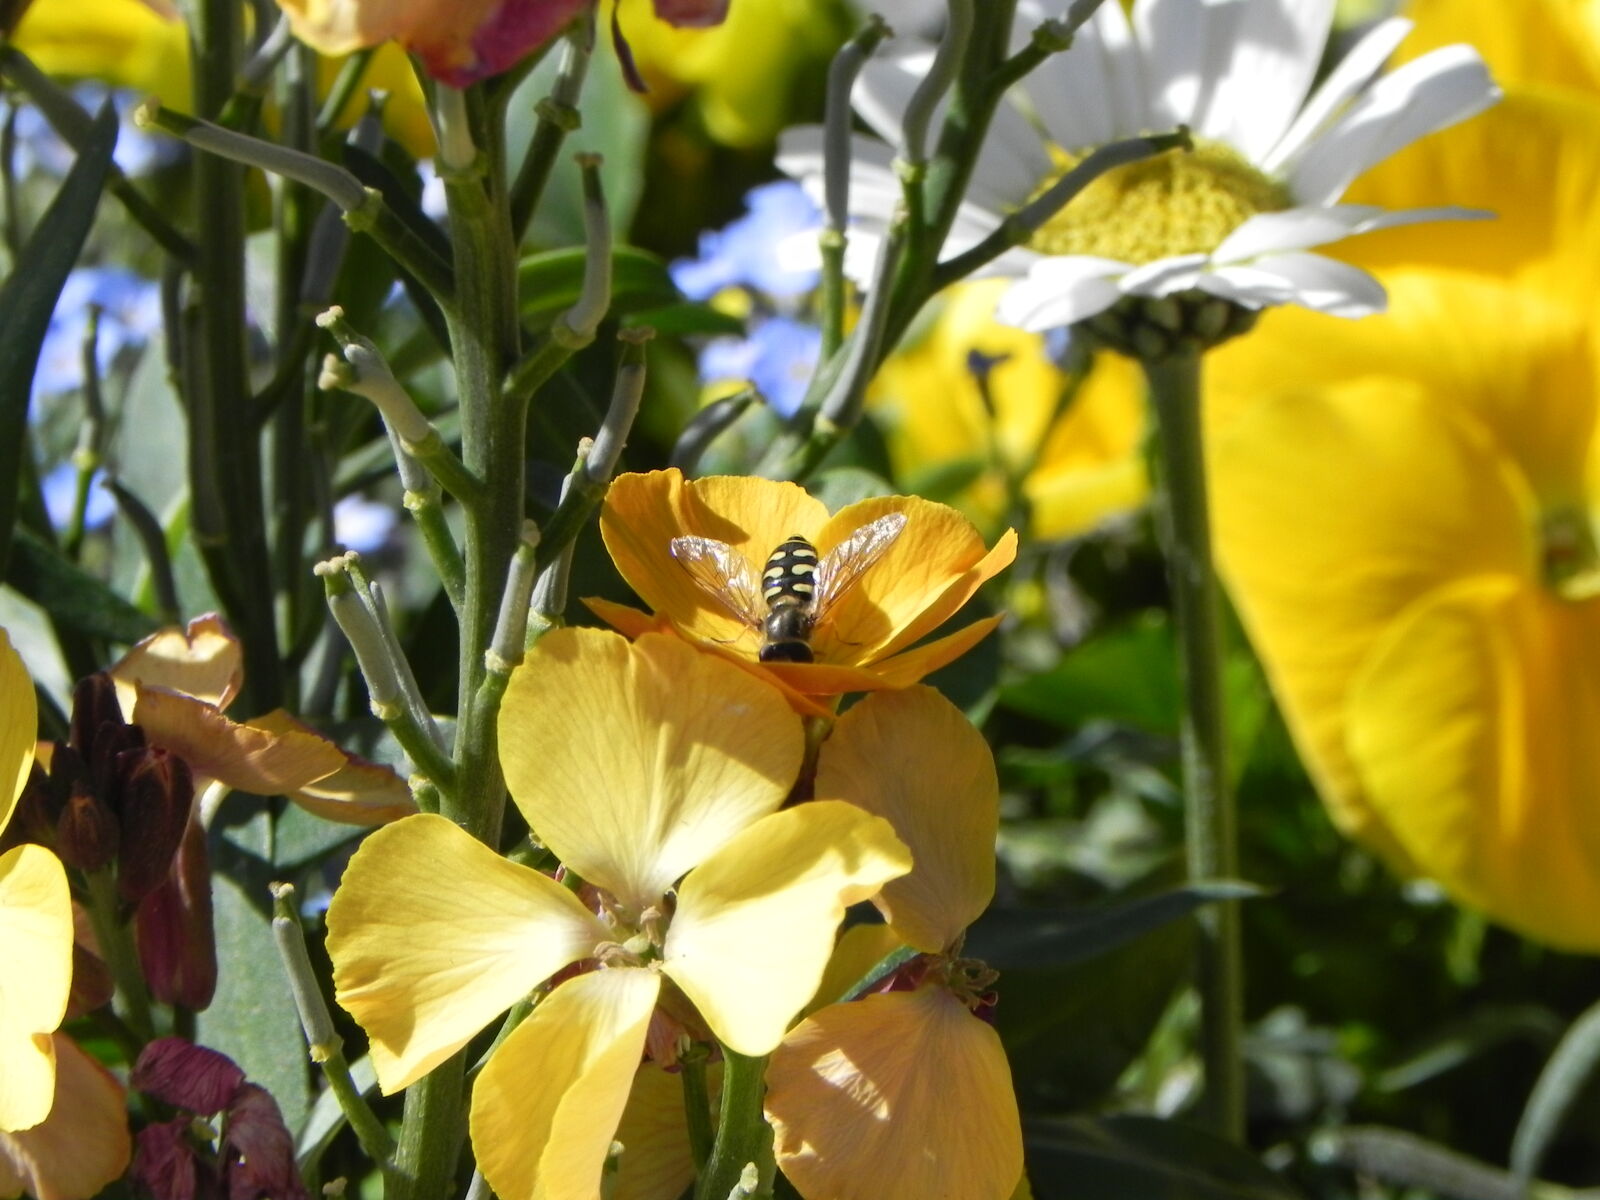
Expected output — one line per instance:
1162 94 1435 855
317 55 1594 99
669 513 908 663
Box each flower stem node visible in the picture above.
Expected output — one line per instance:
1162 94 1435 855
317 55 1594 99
1081 290 1260 361
534 96 581 133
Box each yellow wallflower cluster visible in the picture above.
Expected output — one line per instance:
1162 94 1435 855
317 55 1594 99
1206 0 1600 949
324 473 1024 1200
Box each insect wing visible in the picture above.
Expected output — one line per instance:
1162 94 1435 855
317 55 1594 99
811 512 908 623
669 536 766 628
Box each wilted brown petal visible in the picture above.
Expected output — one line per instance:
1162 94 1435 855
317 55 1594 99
133 1037 244 1115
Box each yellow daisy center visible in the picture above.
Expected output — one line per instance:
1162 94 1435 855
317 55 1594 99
1542 507 1600 600
1028 138 1293 263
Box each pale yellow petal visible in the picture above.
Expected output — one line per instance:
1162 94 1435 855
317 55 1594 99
471 968 661 1200
129 688 346 796
0 847 71 1132
250 711 417 825
767 986 1023 1200
802 923 906 1019
0 631 36 840
500 628 802 913
816 688 997 951
1212 379 1537 854
762 614 1006 696
663 801 911 1056
11 0 192 108
327 814 607 1094
0 1036 130 1200
612 1061 722 1200
1349 577 1600 951
108 613 242 712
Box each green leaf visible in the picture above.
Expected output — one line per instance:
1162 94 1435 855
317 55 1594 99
1512 997 1600 1185
622 301 744 338
6 526 158 644
1000 613 1179 732
1025 1116 1303 1200
967 882 1262 971
0 99 118 571
517 245 682 327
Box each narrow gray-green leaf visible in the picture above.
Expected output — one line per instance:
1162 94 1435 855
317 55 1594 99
6 526 157 644
1512 996 1600 1187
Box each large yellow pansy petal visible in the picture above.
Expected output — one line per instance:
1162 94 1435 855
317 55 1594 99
766 986 1023 1200
12 0 191 108
0 1036 130 1200
0 846 71 1132
500 628 802 913
1212 379 1537 853
327 814 606 1094
109 614 241 713
816 688 996 952
612 1061 722 1200
0 631 36 839
471 968 661 1200
1348 577 1600 950
663 801 911 1056
1398 0 1600 94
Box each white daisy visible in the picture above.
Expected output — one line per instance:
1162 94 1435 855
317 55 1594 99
778 0 1500 332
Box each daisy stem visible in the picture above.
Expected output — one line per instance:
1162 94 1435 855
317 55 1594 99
696 1049 774 1200
1143 347 1244 1143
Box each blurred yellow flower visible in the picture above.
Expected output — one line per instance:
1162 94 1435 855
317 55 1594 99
11 0 435 155
592 469 1016 700
767 686 1023 1200
327 628 908 1199
0 629 73 1135
870 279 1148 541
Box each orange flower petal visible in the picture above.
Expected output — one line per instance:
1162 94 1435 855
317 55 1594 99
0 1036 130 1200
767 986 1023 1200
0 845 72 1132
0 630 35 839
129 688 347 797
803 923 906 1019
817 688 997 951
327 814 607 1093
470 968 661 1200
248 711 416 825
582 598 668 641
108 613 241 712
499 628 802 914
663 801 911 1055
612 1061 722 1200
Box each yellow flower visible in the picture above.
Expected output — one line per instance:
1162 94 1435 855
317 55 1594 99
11 0 435 155
871 279 1149 541
591 469 1016 700
1209 269 1600 949
766 686 1023 1200
326 627 909 1199
107 614 416 825
0 630 73 1135
0 1035 132 1200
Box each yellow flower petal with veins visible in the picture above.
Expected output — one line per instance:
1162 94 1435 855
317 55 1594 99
249 711 417 825
766 985 1023 1200
816 687 997 953
803 922 906 1019
499 627 803 915
0 846 72 1132
327 813 607 1094
0 631 35 839
663 800 911 1056
611 1061 722 1200
470 968 661 1200
0 1035 130 1200
1349 577 1600 950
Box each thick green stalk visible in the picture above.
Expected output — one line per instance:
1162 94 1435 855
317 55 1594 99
1143 349 1242 1142
695 1050 772 1200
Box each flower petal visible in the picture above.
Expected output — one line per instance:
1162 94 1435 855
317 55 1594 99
327 813 606 1093
1348 578 1600 951
995 256 1132 331
501 628 802 914
767 986 1023 1200
612 1061 722 1200
1211 378 1536 855
0 1036 130 1200
108 613 241 712
1199 0 1333 163
129 687 346 796
248 710 416 824
663 801 911 1055
816 688 996 951
0 845 71 1132
0 630 35 840
471 968 661 1200
803 922 906 1018
1022 0 1145 148
1225 252 1388 317
763 613 1006 695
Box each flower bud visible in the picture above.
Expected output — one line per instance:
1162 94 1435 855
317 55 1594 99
67 940 115 1020
135 816 217 1010
55 787 119 873
115 747 195 904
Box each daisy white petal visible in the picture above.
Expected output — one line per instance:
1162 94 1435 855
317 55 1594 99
1241 251 1389 316
1213 204 1388 261
994 256 1131 330
1202 0 1335 163
1122 253 1210 296
1020 1 1142 149
1133 0 1214 130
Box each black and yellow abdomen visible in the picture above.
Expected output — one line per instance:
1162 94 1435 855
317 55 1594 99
759 535 818 662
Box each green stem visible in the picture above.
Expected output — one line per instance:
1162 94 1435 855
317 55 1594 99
84 871 155 1045
1142 349 1242 1142
682 1051 715 1174
695 1050 772 1200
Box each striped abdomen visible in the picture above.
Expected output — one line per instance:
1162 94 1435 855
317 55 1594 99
762 536 819 612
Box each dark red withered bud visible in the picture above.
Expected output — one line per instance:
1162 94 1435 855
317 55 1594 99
134 1037 245 1115
116 748 195 904
132 1117 218 1200
69 672 127 755
56 788 119 872
652 0 729 26
67 939 115 1019
220 1085 307 1200
136 816 217 1011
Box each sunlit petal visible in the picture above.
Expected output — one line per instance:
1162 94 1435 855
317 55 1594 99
612 1061 722 1200
0 846 71 1132
817 688 997 951
767 986 1023 1200
763 614 1004 695
471 968 661 1200
802 923 906 1019
0 631 35 839
248 711 416 824
500 628 802 914
108 613 242 713
664 802 911 1055
0 1036 130 1200
327 814 606 1094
